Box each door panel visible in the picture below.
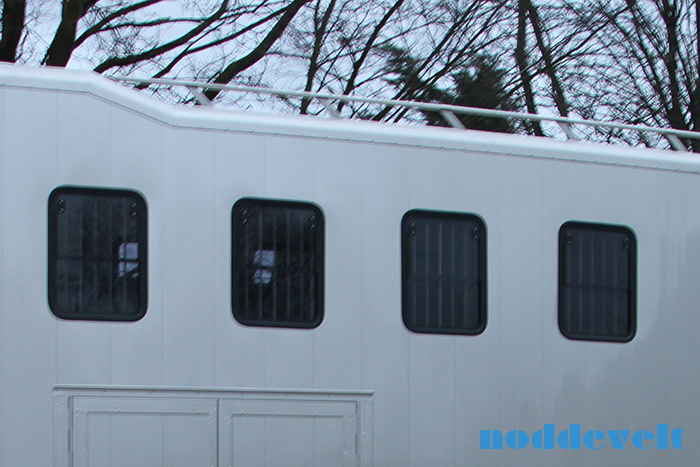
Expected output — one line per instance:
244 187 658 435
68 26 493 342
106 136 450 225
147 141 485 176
219 400 357 467
71 397 217 467
69 395 361 467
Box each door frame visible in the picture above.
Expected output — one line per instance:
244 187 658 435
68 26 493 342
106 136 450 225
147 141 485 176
54 385 374 467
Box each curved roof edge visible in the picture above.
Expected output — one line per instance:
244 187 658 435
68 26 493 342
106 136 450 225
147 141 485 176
1 63 700 174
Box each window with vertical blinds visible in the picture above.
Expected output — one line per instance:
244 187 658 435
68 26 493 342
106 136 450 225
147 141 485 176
401 210 487 335
232 198 324 328
558 222 636 342
48 186 148 321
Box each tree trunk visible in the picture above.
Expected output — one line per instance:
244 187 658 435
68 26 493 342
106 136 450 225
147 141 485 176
526 0 569 117
301 0 337 114
44 0 100 67
515 0 544 136
0 0 26 62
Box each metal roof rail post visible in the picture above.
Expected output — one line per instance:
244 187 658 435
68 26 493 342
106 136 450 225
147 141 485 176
186 86 213 106
665 134 689 151
557 121 579 140
317 98 341 118
439 110 466 130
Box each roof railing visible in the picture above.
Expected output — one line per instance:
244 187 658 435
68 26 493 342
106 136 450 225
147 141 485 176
110 75 698 152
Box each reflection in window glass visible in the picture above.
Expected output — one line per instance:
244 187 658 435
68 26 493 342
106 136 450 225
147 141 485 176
232 198 324 328
48 186 148 321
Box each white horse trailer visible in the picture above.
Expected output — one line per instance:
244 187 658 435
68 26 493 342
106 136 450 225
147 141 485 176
0 63 698 467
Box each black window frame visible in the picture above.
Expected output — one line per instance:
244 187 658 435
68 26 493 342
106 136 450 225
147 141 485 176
401 209 487 335
558 221 637 343
48 185 148 322
231 197 325 329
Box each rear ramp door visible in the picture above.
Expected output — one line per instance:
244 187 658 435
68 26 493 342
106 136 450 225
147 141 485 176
68 395 360 467
71 397 217 467
219 400 357 467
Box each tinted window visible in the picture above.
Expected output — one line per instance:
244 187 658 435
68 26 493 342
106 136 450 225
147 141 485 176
402 210 486 335
232 198 324 328
48 186 148 321
559 222 636 342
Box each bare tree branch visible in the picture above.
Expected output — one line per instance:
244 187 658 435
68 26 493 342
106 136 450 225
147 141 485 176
140 7 287 86
203 0 312 101
93 0 229 74
74 0 164 49
338 0 405 108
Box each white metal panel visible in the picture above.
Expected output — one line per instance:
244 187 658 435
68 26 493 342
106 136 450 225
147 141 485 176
496 157 546 467
213 132 267 388
263 135 316 199
535 161 615 467
584 163 630 220
408 148 457 210
452 151 503 467
662 170 700 457
357 399 374 467
406 148 457 466
219 399 357 467
57 93 113 184
54 94 114 386
109 105 166 386
1 87 59 466
57 322 112 384
539 159 598 431
71 397 217 467
261 135 317 389
574 163 634 439
313 143 363 390
0 82 4 467
163 127 216 387
540 157 593 393
360 145 410 467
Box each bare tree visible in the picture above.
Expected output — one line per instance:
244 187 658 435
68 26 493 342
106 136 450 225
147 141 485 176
92 0 231 73
299 0 337 114
44 0 102 66
1 0 313 98
1 0 698 151
370 0 511 122
203 0 312 101
515 0 543 135
0 0 26 62
561 0 699 149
